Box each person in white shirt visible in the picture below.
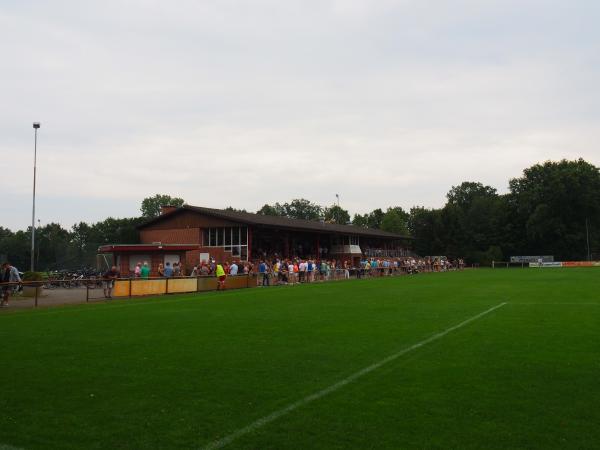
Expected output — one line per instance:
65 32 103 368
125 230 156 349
229 262 238 276
343 260 350 279
299 261 307 282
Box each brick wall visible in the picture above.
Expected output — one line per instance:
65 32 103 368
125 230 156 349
140 228 200 244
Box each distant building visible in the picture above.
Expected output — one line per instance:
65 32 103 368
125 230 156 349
98 205 413 276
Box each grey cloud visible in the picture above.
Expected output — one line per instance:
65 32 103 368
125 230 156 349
1 0 599 229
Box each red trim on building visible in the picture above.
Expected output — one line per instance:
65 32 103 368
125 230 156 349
98 244 200 253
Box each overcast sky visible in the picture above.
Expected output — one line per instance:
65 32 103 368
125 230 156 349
2 0 599 230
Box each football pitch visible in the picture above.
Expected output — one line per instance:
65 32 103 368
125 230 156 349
1 269 599 450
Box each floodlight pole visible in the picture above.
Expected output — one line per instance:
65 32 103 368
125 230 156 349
31 122 40 272
37 219 41 267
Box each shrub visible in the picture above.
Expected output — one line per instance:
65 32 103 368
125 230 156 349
22 271 44 282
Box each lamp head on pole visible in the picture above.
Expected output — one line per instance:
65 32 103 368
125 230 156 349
33 122 41 129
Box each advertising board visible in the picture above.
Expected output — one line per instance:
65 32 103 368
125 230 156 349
512 255 554 263
528 262 563 268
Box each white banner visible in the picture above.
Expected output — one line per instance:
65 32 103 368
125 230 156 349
528 261 562 268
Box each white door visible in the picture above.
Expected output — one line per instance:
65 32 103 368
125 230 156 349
164 254 180 266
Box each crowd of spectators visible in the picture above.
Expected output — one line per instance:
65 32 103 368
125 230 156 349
124 255 466 286
254 256 466 286
0 255 467 306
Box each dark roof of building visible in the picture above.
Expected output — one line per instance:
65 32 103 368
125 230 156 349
138 205 413 240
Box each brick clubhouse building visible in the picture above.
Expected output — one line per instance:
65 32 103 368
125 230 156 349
99 205 413 276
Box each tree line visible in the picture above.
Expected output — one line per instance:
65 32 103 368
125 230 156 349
1 159 598 270
239 158 600 263
0 194 184 271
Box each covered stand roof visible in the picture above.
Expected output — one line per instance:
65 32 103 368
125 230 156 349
138 205 413 240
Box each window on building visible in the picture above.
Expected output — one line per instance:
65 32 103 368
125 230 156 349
202 226 249 260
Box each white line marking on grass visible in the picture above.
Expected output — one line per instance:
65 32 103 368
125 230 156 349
200 302 507 450
0 443 25 450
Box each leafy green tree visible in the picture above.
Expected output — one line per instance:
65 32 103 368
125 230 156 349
35 223 71 269
446 182 497 208
0 228 29 269
225 206 248 213
324 205 351 224
281 199 323 221
257 199 323 221
442 182 506 259
352 209 385 229
92 217 145 244
257 203 285 216
140 194 185 218
381 207 410 235
0 226 12 240
408 207 445 256
508 158 600 259
366 209 385 229
352 214 369 228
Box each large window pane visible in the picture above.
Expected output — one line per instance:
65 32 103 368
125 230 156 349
203 229 209 247
225 227 232 246
232 227 240 245
209 228 217 247
241 246 248 261
241 227 248 245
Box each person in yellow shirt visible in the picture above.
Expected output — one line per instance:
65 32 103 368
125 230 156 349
215 263 226 290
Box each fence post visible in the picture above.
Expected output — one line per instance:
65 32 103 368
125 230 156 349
492 260 495 269
129 278 132 298
86 282 90 302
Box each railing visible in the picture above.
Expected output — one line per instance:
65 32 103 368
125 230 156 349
362 248 416 258
0 264 467 310
0 275 254 309
112 275 252 297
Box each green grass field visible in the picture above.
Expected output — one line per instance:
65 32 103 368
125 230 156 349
1 269 599 450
